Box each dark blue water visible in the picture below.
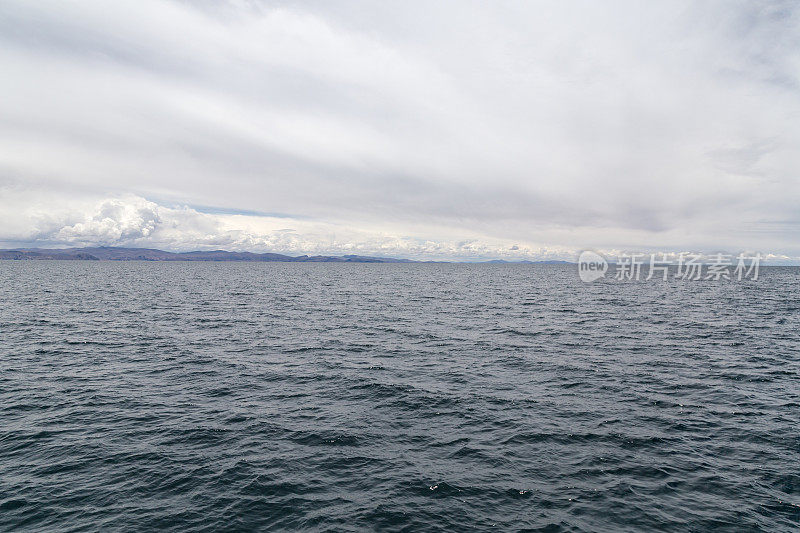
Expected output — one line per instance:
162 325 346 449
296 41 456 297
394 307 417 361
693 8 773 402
1 262 799 531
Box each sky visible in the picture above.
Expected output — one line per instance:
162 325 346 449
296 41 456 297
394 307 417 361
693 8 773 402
1 0 799 261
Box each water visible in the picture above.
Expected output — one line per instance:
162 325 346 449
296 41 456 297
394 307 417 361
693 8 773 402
1 262 798 531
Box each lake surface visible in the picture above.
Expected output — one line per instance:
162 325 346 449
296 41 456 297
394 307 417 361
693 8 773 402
1 262 798 531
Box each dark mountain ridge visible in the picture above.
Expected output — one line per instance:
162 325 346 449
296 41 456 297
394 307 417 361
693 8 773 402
0 246 573 263
0 247 417 262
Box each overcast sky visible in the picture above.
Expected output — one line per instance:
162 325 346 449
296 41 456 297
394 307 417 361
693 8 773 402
1 0 798 260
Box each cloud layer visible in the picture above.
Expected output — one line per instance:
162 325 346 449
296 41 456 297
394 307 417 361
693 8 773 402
1 0 799 259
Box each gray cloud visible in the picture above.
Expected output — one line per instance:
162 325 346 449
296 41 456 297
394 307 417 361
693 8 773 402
1 0 798 259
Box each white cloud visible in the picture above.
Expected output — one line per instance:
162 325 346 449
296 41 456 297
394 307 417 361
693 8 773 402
0 191 580 259
55 198 162 243
1 191 796 262
0 0 798 259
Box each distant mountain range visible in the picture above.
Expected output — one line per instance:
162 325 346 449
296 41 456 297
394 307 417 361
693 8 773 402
481 259 571 264
0 246 573 263
0 247 418 263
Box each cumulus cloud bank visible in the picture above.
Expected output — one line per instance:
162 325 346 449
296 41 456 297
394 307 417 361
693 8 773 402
0 0 798 259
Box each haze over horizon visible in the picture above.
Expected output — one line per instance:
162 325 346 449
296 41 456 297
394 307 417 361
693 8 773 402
1 1 799 261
